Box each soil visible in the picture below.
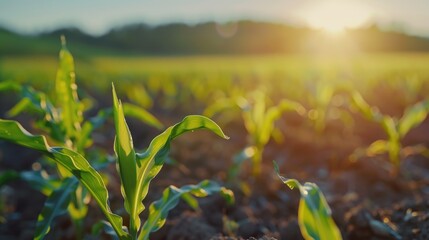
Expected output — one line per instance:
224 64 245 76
1 95 429 240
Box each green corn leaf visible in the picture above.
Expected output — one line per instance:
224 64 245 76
112 85 138 236
130 115 229 236
8 85 64 142
203 98 237 117
0 119 130 239
274 161 342 240
351 91 382 122
398 99 429 138
366 140 389 156
55 36 82 140
138 180 233 240
0 81 22 92
5 86 59 126
76 108 112 152
6 98 33 117
122 103 163 130
381 117 399 141
260 99 305 146
34 177 78 240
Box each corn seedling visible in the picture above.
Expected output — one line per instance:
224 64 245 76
0 39 233 239
241 91 305 176
0 92 233 239
274 162 342 240
0 38 163 239
305 81 353 134
351 91 429 169
206 90 305 177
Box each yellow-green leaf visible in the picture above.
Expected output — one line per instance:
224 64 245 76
398 99 429 138
112 85 138 236
275 162 342 240
55 36 82 140
123 103 163 130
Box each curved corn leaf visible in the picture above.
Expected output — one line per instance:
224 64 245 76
203 98 238 117
112 85 138 236
34 177 78 240
351 91 382 122
0 81 21 92
7 98 33 117
274 161 342 240
55 36 82 140
381 117 399 140
138 180 233 240
122 103 163 130
366 140 389 156
399 99 429 138
0 119 130 239
260 99 305 146
5 84 63 142
130 115 229 236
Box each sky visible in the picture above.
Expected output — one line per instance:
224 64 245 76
1 0 428 36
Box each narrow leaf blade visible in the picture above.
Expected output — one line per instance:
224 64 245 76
399 99 429 137
34 177 78 240
123 103 163 130
275 163 342 240
112 85 138 233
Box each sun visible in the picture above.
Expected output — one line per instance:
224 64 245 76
297 1 371 34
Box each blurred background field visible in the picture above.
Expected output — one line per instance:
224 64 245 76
2 1 429 239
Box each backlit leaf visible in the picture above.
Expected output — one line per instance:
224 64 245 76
112 85 138 235
122 103 163 130
399 99 429 138
275 162 342 240
55 36 82 140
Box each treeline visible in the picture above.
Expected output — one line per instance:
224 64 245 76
1 21 429 56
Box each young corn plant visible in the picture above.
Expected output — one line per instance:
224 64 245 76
0 87 233 239
240 91 305 176
351 91 429 169
274 162 342 240
0 39 231 239
206 90 305 177
305 81 354 134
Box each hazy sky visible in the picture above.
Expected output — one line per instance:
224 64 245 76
1 0 428 36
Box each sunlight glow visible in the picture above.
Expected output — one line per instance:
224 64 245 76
298 1 371 34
